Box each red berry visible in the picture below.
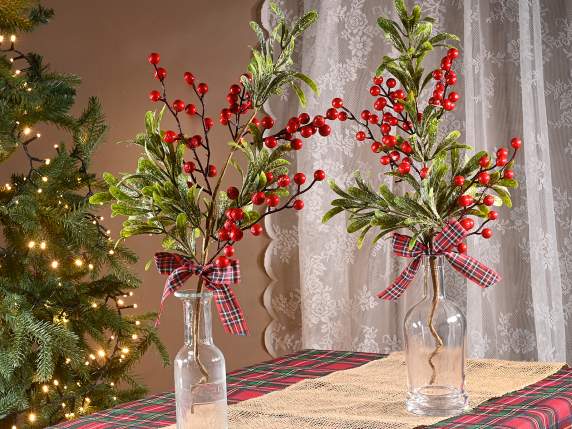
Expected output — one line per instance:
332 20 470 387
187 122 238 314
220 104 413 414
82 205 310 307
277 175 290 187
398 162 411 175
293 199 304 210
332 98 344 108
197 83 208 96
393 103 405 113
460 218 475 230
371 141 382 153
496 156 508 167
226 186 239 200
400 141 413 154
374 97 387 110
264 136 278 149
458 194 474 207
148 52 160 65
373 76 384 85
183 72 195 85
478 172 490 185
208 165 217 177
443 100 456 111
488 210 498 220
224 245 235 257
204 117 214 130
389 150 400 162
318 125 331 137
326 108 338 120
291 138 303 150
497 147 509 157
446 75 457 85
250 224 263 236
387 78 397 88
183 161 195 174
380 155 391 165
360 110 371 121
479 155 490 168
313 170 326 181
394 89 406 99
298 112 311 124
337 111 348 121
481 228 493 239
218 229 230 241
381 123 391 135
312 115 326 128
293 172 306 186
188 135 202 148
149 90 161 102
420 166 429 179
511 137 522 149
185 104 197 115
229 228 243 242
449 91 461 102
266 194 280 207
172 99 185 112
215 256 230 268
483 194 495 206
252 192 266 205
503 169 514 179
261 116 275 129
154 67 167 80
432 69 443 80
229 84 241 95
356 131 366 141
454 176 465 186
457 243 467 253
441 57 452 70
447 48 460 59
265 171 274 183
163 130 177 143
370 86 381 96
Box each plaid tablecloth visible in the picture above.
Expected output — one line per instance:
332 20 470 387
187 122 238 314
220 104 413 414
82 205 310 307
50 349 572 429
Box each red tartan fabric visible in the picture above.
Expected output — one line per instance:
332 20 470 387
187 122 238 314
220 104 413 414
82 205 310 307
378 219 501 300
48 350 572 429
154 252 248 336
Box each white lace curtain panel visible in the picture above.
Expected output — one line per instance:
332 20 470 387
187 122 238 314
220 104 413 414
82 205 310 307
261 0 572 362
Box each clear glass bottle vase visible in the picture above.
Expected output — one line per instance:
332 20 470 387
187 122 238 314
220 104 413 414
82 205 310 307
404 255 468 416
174 291 228 429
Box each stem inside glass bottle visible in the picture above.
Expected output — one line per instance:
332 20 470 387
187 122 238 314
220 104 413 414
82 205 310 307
427 255 444 385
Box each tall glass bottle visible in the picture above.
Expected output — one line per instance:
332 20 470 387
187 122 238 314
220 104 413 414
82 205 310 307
174 291 228 428
404 255 468 416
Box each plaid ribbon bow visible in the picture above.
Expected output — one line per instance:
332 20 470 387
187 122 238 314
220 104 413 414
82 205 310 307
377 219 501 300
154 252 249 336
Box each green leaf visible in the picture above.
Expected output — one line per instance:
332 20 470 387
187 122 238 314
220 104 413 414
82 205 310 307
290 83 307 107
89 191 113 205
294 72 319 95
492 185 512 208
322 206 344 223
496 178 518 188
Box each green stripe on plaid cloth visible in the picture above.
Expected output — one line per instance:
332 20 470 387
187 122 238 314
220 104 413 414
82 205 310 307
49 349 382 429
425 364 572 429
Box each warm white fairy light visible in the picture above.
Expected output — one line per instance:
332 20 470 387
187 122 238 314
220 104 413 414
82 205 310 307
41 176 48 182
91 302 98 308
84 360 89 366
45 158 51 165
53 144 59 149
51 260 59 269
61 403 66 408
14 69 21 76
28 413 36 423
85 397 91 403
10 35 16 42
97 349 105 358
133 303 138 309
88 263 94 270
65 357 71 364
108 249 115 255
28 241 36 249
89 354 96 360
117 299 124 306
121 347 129 354
22 127 31 135
131 334 138 340
129 291 134 296
37 188 42 194
135 320 141 326
42 385 49 393
5 183 12 191
53 379 59 386
74 258 83 267
39 241 46 250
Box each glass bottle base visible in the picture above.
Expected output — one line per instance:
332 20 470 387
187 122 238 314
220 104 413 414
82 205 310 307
406 385 468 416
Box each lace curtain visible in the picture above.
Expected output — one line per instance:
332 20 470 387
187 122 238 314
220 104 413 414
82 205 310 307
261 0 572 362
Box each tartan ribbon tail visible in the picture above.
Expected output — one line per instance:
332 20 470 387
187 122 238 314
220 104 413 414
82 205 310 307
378 256 423 300
445 252 502 288
207 284 250 336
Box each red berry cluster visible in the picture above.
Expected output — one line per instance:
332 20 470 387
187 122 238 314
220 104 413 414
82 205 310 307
454 137 522 252
428 48 460 111
146 52 326 266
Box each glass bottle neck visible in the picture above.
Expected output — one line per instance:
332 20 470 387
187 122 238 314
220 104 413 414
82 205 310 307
179 292 214 346
423 255 446 300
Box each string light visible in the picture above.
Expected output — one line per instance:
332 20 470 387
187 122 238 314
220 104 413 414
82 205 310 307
10 34 16 42
61 403 66 408
88 263 94 270
74 258 83 267
85 397 90 403
121 347 129 354
133 303 138 308
117 299 124 306
91 302 98 308
42 385 49 393
39 241 46 250
108 249 115 255
22 127 31 135
45 158 50 165
53 379 59 386
89 354 96 360
28 413 36 423
50 260 59 269
0 35 4 43
135 320 141 326
129 292 134 296
41 176 48 182
65 358 71 364
97 349 105 358
5 183 11 191
131 334 138 340
37 188 42 194
28 241 36 249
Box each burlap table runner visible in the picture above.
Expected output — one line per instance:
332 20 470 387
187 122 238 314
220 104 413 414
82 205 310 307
164 352 564 429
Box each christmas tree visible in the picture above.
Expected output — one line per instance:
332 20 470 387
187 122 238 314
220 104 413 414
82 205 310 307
0 2 167 427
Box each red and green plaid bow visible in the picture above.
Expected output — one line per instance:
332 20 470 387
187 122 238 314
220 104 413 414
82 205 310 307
377 219 501 300
154 252 249 336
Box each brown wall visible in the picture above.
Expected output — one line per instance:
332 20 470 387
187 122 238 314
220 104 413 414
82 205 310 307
0 0 271 394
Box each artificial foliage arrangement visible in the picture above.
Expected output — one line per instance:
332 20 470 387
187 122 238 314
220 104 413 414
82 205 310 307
0 3 167 427
323 0 521 416
91 3 326 426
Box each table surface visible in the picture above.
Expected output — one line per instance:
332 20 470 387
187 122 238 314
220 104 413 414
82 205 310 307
50 349 572 429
